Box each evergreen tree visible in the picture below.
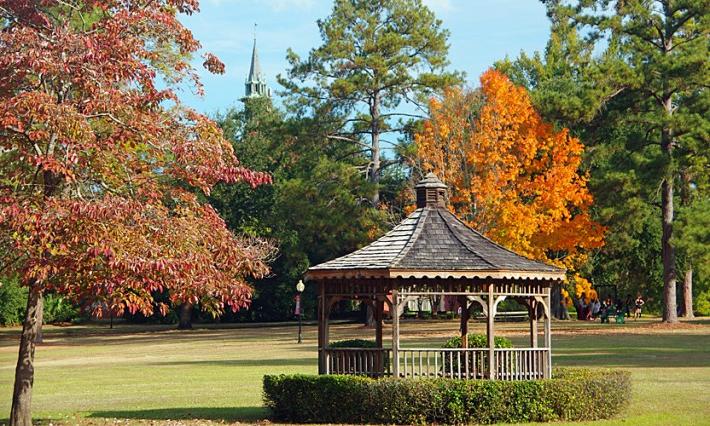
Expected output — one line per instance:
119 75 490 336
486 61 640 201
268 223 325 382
279 0 462 205
211 98 388 321
501 0 709 322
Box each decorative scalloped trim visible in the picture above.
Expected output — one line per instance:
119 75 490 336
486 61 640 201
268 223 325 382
306 268 566 282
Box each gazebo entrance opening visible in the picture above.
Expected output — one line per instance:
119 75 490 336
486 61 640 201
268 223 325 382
307 174 565 381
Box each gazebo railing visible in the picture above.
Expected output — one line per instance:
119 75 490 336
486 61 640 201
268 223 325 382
323 347 391 377
398 348 490 379
397 348 550 380
321 347 550 380
493 348 549 380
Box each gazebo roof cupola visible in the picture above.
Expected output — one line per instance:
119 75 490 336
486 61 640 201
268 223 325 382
415 172 448 208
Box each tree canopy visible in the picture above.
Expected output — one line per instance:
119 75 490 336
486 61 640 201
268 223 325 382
564 0 707 322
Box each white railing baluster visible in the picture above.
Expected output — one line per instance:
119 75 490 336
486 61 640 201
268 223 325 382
457 351 461 379
448 351 454 378
426 351 431 377
435 351 439 377
400 349 407 377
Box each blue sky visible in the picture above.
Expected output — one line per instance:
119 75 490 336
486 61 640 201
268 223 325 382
180 0 552 115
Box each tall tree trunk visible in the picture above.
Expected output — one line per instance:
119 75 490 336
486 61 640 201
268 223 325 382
177 303 193 330
682 267 694 319
11 170 58 424
369 92 381 206
364 302 375 327
658 16 678 323
10 284 43 426
661 178 678 323
679 170 693 319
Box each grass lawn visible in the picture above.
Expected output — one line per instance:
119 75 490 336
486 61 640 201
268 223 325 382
1 317 709 425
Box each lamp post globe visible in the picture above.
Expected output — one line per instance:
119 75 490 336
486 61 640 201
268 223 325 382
295 280 305 343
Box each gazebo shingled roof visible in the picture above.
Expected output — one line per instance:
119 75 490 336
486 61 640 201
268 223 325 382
307 173 564 281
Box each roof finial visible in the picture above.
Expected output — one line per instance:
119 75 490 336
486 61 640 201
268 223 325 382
254 22 257 42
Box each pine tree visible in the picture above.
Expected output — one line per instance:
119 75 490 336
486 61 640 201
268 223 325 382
279 0 462 205
548 0 709 322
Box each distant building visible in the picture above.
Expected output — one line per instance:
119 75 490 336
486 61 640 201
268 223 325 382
243 36 271 100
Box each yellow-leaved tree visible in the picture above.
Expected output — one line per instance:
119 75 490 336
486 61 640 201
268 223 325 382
415 69 604 305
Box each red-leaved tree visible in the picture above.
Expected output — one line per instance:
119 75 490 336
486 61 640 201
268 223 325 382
0 1 275 424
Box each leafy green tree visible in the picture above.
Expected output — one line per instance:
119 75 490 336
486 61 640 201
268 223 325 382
0 276 27 326
279 0 462 205
210 98 388 321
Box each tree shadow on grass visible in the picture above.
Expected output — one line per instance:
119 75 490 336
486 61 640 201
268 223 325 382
151 357 314 367
87 406 267 423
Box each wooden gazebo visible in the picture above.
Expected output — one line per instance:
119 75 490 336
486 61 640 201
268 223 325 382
306 173 566 380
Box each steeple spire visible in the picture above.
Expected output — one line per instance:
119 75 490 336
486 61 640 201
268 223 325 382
244 23 271 100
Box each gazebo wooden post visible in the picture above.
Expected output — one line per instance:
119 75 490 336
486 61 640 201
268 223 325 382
391 289 400 378
529 298 538 348
375 297 383 348
487 283 495 379
374 296 384 375
543 287 552 379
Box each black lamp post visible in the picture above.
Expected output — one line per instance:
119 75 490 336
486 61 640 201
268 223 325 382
295 279 305 343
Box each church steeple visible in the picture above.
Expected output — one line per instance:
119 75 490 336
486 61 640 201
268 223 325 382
248 38 263 82
244 26 271 100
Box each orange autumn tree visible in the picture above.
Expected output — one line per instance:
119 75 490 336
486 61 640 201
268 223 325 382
415 69 604 302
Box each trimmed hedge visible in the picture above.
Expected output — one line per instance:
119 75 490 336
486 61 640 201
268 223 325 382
263 368 631 424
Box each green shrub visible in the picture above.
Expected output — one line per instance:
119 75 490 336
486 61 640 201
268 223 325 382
441 333 512 376
329 339 377 348
695 290 710 316
0 276 27 326
263 368 631 424
442 333 513 349
547 368 632 421
43 294 82 324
